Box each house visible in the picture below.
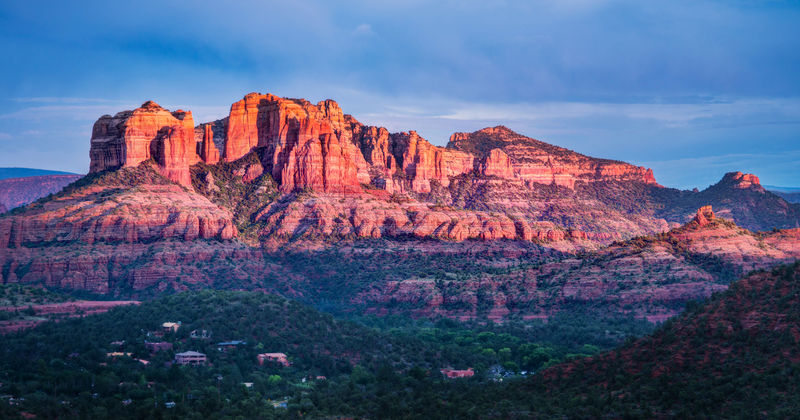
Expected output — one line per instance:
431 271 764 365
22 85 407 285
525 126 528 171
165 401 176 408
174 351 207 366
162 322 181 333
145 341 173 352
440 368 474 378
106 352 132 358
257 353 290 367
242 382 254 388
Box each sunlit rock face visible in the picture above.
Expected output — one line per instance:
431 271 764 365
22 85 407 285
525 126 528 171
224 93 370 193
448 126 659 189
89 101 197 187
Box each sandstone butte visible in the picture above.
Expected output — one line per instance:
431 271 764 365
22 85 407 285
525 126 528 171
89 93 660 195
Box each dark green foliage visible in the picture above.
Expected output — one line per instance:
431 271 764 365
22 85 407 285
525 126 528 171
0 290 650 418
190 151 279 241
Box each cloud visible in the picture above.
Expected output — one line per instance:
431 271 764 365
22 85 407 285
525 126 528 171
12 97 125 104
0 132 11 140
352 23 375 37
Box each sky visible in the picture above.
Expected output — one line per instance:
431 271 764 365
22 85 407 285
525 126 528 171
0 0 798 189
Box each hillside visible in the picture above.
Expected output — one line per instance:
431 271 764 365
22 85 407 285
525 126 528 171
528 262 800 418
0 290 649 418
0 174 82 210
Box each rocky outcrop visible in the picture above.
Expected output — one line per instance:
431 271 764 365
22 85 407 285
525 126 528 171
448 126 658 188
198 124 220 164
539 263 800 417
390 131 474 193
224 93 370 193
89 101 197 186
692 205 715 226
251 192 603 244
0 174 82 210
717 171 764 191
479 148 514 178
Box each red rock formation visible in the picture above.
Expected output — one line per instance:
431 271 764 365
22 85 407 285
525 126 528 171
448 126 658 188
89 101 197 186
355 126 396 175
390 131 474 193
252 193 595 243
0 181 235 249
720 171 763 190
199 124 220 164
224 93 370 193
693 205 715 226
480 148 514 178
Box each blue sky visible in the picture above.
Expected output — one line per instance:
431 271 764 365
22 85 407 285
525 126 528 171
0 0 798 189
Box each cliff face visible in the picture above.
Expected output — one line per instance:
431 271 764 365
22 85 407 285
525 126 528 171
389 131 474 193
89 101 197 187
224 93 370 193
448 126 658 188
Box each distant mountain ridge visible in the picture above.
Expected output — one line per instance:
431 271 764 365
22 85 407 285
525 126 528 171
0 167 79 180
0 174 82 211
766 185 800 204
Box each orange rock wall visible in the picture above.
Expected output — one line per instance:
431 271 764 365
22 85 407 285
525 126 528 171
89 102 197 187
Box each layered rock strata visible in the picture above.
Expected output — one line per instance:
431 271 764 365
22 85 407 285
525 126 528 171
89 101 197 186
448 126 658 188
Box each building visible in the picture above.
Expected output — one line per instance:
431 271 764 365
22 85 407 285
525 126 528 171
162 322 181 333
145 341 173 352
440 368 474 378
257 353 290 367
174 351 207 366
